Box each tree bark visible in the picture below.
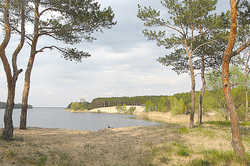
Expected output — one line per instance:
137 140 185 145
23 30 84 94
1 0 26 140
222 0 246 164
20 0 39 129
0 0 13 141
189 54 196 128
198 55 206 125
2 88 15 140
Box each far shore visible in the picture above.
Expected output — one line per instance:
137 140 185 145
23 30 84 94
65 106 145 114
65 106 224 126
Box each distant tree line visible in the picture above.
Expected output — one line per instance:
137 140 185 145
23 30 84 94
0 102 32 109
69 88 248 120
68 68 249 120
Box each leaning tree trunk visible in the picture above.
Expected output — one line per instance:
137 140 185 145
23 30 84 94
20 62 33 129
20 0 39 129
0 0 13 140
222 0 246 164
198 55 206 125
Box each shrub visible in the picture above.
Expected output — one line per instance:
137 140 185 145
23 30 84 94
128 107 136 114
70 102 81 110
145 100 155 112
116 104 127 112
171 98 185 115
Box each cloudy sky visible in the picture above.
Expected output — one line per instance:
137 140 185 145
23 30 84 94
0 0 230 107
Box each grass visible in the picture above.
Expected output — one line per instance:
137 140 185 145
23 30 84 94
0 118 249 166
187 149 250 166
189 126 216 138
172 142 192 157
177 127 189 134
3 149 17 159
206 120 250 127
187 159 211 166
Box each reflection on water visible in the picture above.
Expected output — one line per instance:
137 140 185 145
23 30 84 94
0 107 158 131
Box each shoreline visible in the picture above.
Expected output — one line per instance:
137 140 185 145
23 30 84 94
65 106 145 114
65 106 224 125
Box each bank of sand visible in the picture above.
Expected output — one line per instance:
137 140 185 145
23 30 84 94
66 106 145 113
67 106 223 125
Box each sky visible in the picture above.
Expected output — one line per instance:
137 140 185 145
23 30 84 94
0 0 230 107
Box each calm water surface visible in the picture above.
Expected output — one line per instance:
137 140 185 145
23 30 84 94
0 107 158 131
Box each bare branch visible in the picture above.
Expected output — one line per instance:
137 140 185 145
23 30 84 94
36 45 65 54
231 40 250 57
193 39 217 54
39 8 62 16
11 26 32 42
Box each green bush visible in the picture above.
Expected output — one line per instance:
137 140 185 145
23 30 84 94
236 104 246 121
145 100 155 112
128 107 136 114
116 104 127 112
157 97 167 112
70 102 89 110
170 98 185 115
70 102 81 110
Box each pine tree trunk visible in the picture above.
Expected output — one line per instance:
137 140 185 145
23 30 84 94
198 55 206 125
184 40 195 128
222 60 245 163
20 54 36 129
188 53 195 128
0 0 13 140
222 0 246 164
20 0 39 129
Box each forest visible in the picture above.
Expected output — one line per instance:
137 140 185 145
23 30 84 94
68 66 249 121
0 102 32 109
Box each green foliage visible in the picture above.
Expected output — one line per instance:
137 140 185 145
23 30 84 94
14 0 116 62
128 107 136 114
170 97 185 115
172 142 191 157
205 66 249 120
116 105 136 114
178 127 189 134
137 0 222 74
0 102 32 109
206 121 250 127
145 100 155 112
157 97 167 112
201 149 235 165
70 102 89 110
117 104 127 112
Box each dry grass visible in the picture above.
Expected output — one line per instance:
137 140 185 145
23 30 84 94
134 111 224 125
0 114 249 166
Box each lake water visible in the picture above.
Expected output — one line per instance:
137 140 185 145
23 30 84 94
0 107 158 131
